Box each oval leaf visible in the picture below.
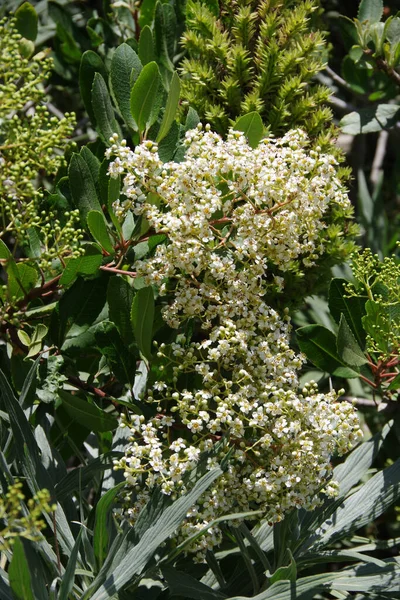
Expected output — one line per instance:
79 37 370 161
110 43 142 129
233 112 264 148
87 210 114 254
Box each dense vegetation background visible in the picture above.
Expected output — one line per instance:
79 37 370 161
1 0 400 598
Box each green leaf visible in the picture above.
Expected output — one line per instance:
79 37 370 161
340 104 400 134
337 314 369 367
8 538 34 600
154 1 176 69
162 566 226 600
107 174 122 233
138 25 156 66
7 263 38 301
158 120 179 162
59 390 118 432
94 482 126 567
94 320 137 385
233 112 264 148
139 0 157 28
51 275 107 346
58 529 83 600
27 227 41 258
358 0 383 23
87 210 114 254
69 153 102 225
156 71 180 143
386 17 400 45
358 168 374 226
60 245 103 286
15 2 38 41
270 550 297 584
55 452 122 501
88 468 223 600
130 61 162 134
107 277 134 345
130 286 155 360
80 146 101 186
110 43 142 130
310 456 400 551
296 325 359 378
80 51 108 125
329 278 366 348
92 72 121 145
0 238 11 259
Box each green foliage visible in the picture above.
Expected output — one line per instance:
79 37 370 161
180 0 335 144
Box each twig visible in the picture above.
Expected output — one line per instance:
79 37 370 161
68 375 108 399
100 265 137 277
325 65 356 94
370 129 389 190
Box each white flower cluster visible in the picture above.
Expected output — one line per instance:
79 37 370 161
109 126 362 560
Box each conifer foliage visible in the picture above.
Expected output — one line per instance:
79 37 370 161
181 0 334 142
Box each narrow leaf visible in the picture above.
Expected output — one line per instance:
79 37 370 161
110 43 142 129
94 482 126 567
138 25 155 65
8 539 34 600
328 278 366 348
92 72 121 144
107 277 134 345
130 286 155 360
156 71 180 143
59 390 118 432
69 153 102 225
130 61 161 133
58 529 83 600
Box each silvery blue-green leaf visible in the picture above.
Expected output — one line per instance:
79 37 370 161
340 104 400 134
308 456 400 551
357 0 383 23
87 468 222 599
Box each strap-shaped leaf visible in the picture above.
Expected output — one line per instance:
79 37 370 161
130 61 161 134
91 72 121 144
156 71 180 142
110 43 142 129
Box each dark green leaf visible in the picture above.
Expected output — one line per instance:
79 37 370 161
107 277 134 345
92 72 121 144
329 278 366 348
340 104 400 134
110 43 142 129
94 320 137 384
358 0 384 23
52 275 108 346
87 210 114 254
130 61 162 133
158 120 179 162
7 263 37 301
154 2 176 68
130 286 155 360
162 566 226 600
59 390 118 432
80 146 101 187
55 452 123 501
80 51 108 125
337 314 369 367
139 0 157 28
156 71 180 143
8 539 34 600
233 112 264 148
94 482 126 567
60 245 103 286
69 152 102 225
27 227 41 258
15 2 38 41
138 25 155 66
296 325 359 378
58 529 83 600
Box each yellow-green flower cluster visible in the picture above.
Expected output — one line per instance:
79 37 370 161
0 18 78 270
0 481 55 551
109 127 362 559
